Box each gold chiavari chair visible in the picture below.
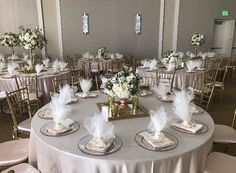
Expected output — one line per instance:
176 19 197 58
15 75 42 110
227 55 236 78
110 59 126 73
140 76 159 90
157 69 175 90
204 61 221 85
192 81 215 111
52 76 73 93
6 87 32 139
214 65 228 103
213 108 236 152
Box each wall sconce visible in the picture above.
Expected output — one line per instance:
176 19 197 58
82 13 89 34
135 14 142 35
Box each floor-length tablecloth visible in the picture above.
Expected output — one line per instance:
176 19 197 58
136 67 205 90
0 69 69 103
29 93 214 173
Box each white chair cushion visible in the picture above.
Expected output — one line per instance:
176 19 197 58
204 152 236 173
214 81 223 88
0 139 29 166
2 163 39 173
18 118 31 132
213 124 236 143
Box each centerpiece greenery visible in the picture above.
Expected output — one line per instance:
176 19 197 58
0 32 19 56
190 33 204 56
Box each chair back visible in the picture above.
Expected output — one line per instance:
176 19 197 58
111 59 126 73
204 62 221 84
52 76 72 93
193 82 215 111
6 87 32 139
140 76 159 90
157 69 175 89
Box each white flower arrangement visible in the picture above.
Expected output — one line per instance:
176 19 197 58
104 66 141 98
97 47 108 59
191 33 204 46
162 51 179 64
19 26 46 50
0 32 19 48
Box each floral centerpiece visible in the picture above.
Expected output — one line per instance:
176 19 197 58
190 33 204 56
104 66 141 109
0 32 19 56
162 51 180 70
97 47 108 59
19 26 47 65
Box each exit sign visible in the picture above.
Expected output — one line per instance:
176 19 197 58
222 10 229 16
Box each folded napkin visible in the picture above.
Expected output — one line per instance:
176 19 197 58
167 63 175 71
173 90 193 123
46 119 74 135
84 112 115 148
42 58 50 67
197 52 203 57
177 52 185 58
207 52 216 58
59 84 78 104
86 138 114 153
109 53 115 59
76 92 97 98
152 83 170 99
7 63 19 76
173 121 203 133
201 53 207 60
83 51 95 59
141 59 150 68
186 60 195 72
35 64 43 75
100 75 108 89
52 59 60 73
148 106 169 139
59 61 67 70
149 59 157 70
26 59 33 67
190 53 196 58
195 60 203 70
79 78 92 95
186 51 191 56
139 131 175 149
115 53 123 59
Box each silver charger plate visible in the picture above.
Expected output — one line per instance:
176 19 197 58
135 130 178 152
192 106 205 115
40 121 79 137
78 135 122 156
76 92 98 99
38 108 53 119
171 120 208 135
138 90 153 97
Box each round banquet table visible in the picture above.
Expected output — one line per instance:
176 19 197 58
136 67 205 90
29 93 214 173
0 68 69 103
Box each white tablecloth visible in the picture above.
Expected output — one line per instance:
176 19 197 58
0 68 69 103
136 67 205 90
29 93 214 173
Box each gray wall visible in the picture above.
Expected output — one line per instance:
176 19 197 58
61 0 160 58
177 0 236 52
0 0 39 55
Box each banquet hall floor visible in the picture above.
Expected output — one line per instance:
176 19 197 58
0 71 236 154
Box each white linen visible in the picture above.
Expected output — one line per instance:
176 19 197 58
29 94 214 173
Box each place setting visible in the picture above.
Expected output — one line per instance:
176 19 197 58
171 89 208 135
78 112 122 156
135 107 178 152
152 84 174 102
76 78 99 98
40 85 80 136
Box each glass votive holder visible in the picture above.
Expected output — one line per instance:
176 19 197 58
111 103 118 117
132 97 139 110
